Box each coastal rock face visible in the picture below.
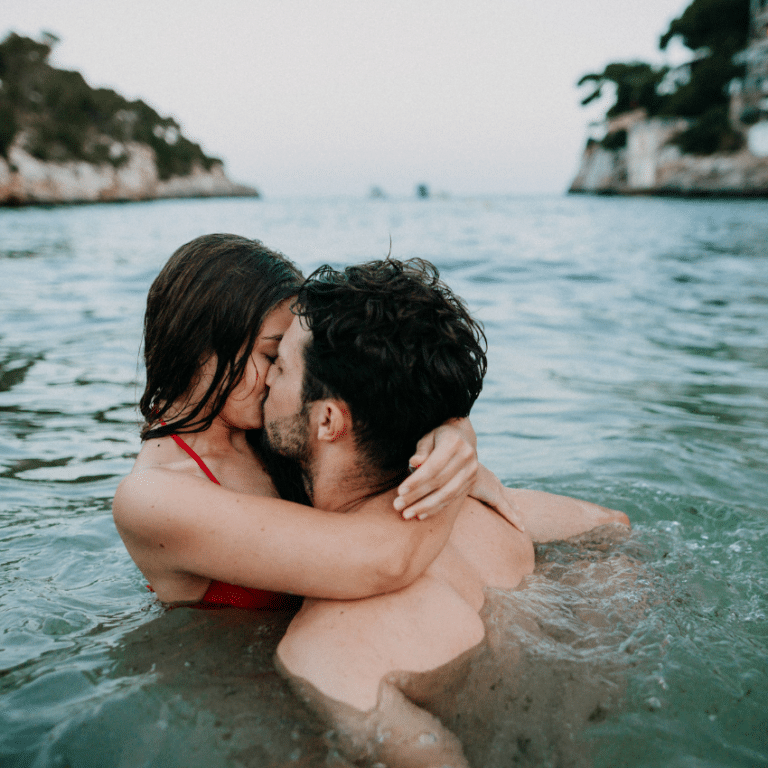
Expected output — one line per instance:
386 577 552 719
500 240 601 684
570 118 768 196
568 145 628 193
0 141 258 205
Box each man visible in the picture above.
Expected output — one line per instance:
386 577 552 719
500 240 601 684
263 258 629 767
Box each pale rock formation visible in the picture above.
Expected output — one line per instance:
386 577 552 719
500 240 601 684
655 147 768 193
570 118 768 196
568 144 627 193
626 119 688 189
0 140 258 205
747 121 768 156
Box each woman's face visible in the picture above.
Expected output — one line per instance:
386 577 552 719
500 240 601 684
218 299 295 430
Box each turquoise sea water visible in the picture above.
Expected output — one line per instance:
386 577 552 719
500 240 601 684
0 195 766 767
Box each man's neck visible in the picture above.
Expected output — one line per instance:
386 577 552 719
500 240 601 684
304 449 408 513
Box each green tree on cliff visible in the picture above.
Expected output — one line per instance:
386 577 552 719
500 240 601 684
578 63 669 120
578 0 751 154
0 32 220 178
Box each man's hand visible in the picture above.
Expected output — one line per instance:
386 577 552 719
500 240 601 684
394 418 478 520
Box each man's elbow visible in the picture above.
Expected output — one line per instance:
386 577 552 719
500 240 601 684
600 505 631 529
571 506 632 546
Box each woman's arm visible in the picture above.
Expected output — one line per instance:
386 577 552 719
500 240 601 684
113 467 464 602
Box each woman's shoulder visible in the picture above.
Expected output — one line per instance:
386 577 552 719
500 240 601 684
112 463 204 534
131 433 206 475
112 458 281 540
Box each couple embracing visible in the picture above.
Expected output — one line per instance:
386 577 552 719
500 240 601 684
114 234 629 766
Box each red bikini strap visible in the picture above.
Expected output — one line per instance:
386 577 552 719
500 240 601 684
159 419 221 485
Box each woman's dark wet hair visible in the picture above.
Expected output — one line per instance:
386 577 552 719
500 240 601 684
140 233 304 440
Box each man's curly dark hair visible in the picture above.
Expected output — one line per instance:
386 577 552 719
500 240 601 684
294 258 487 471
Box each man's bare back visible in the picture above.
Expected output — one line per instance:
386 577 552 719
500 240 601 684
277 493 532 701
275 487 627 767
263 259 630 767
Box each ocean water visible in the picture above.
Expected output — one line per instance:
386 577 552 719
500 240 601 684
0 194 766 767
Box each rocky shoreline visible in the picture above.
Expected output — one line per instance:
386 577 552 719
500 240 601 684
0 141 258 206
569 117 768 198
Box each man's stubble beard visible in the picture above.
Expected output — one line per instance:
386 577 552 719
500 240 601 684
264 401 313 469
264 401 314 502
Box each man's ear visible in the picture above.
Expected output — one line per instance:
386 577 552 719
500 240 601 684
315 400 351 443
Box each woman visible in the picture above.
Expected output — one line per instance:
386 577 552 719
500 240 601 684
113 234 486 609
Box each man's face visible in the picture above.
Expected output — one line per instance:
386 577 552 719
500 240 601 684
263 315 312 462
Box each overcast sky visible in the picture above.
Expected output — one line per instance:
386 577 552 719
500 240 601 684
2 1 693 197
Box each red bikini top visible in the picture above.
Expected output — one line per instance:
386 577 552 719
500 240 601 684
157 424 300 611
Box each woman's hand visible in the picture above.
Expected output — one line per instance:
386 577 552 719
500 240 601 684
469 464 525 532
394 418 478 520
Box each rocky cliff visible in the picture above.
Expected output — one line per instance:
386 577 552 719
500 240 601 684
570 0 768 197
0 32 259 206
0 140 258 206
569 117 768 196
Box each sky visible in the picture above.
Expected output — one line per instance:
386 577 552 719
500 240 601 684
2 1 694 198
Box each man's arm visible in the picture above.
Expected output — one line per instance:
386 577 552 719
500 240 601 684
501 487 629 542
469 465 629 542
